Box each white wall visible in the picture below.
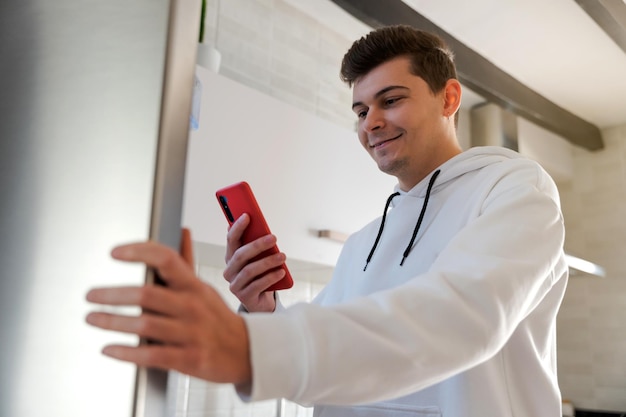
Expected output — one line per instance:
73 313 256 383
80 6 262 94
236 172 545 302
182 67 396 267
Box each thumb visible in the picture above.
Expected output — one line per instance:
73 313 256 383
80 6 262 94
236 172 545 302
180 227 194 267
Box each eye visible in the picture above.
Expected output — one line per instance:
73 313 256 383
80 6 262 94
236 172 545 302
354 108 368 119
384 97 401 106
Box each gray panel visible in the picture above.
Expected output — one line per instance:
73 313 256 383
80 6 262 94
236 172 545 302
0 0 195 416
134 0 202 416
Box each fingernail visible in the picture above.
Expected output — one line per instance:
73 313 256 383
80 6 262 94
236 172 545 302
85 312 98 325
111 246 130 258
102 346 120 357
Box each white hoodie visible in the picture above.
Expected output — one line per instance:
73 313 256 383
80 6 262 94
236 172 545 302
242 147 568 417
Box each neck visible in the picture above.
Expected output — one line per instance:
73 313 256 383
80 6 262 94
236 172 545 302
398 143 462 191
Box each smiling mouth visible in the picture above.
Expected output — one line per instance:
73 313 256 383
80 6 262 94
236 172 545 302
370 133 402 148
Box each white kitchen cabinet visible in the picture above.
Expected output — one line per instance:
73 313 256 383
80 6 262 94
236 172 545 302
182 66 396 267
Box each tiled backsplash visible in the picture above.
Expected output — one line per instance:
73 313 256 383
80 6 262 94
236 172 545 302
557 125 626 412
203 0 361 133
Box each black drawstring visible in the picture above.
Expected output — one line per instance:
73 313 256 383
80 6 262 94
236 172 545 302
363 169 441 271
363 191 400 271
400 169 440 266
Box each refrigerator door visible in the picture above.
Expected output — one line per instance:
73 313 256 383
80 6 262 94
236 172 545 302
0 0 200 416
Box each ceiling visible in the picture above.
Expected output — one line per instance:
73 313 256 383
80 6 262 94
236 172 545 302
401 0 626 128
285 0 626 150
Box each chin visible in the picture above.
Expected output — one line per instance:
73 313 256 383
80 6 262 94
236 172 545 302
377 158 405 177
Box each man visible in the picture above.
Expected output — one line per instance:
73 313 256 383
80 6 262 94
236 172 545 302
87 25 568 416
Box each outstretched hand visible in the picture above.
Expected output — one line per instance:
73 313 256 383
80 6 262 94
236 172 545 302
85 229 252 386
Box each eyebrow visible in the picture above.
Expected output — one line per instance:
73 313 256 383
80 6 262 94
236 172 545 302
352 85 410 110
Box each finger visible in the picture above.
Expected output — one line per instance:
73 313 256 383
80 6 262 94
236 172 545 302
102 342 248 384
225 213 250 261
224 235 279 283
86 311 193 345
233 267 285 297
111 242 197 290
180 228 194 267
101 344 190 374
86 285 187 318
101 344 223 382
227 251 286 288
224 243 283 285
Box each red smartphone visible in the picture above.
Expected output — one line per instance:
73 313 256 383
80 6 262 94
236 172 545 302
215 181 293 291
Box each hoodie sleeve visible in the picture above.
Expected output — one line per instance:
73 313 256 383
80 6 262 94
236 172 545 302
240 160 567 405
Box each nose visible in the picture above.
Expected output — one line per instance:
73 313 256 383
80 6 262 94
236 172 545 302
362 107 384 132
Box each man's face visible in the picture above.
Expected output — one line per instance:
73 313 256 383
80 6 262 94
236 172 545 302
352 56 459 190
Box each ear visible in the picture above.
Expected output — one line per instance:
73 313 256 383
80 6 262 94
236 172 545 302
442 79 462 117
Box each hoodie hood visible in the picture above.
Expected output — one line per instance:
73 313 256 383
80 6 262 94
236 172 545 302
393 146 525 202
364 146 525 270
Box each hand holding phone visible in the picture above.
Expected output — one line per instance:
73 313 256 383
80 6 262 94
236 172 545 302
216 181 293 291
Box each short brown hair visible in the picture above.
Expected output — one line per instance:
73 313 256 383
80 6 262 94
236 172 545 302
340 25 457 95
